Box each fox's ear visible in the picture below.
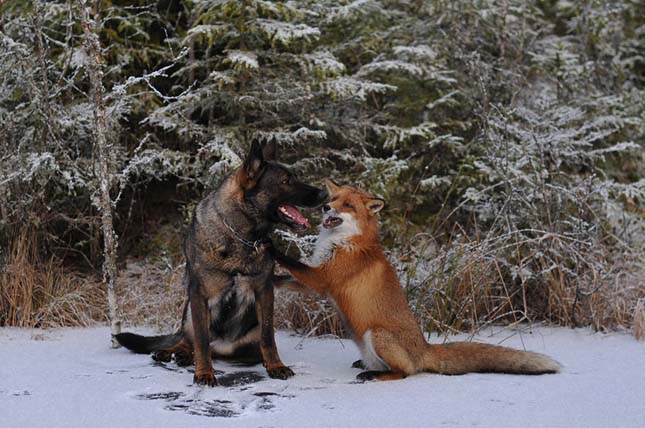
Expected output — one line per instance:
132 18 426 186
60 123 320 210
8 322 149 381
365 198 385 215
323 178 341 194
238 139 266 189
262 138 277 162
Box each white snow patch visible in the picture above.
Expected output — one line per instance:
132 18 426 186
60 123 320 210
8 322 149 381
0 327 644 428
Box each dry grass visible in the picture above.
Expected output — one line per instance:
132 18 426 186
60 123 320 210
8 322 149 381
0 230 185 331
403 246 528 338
0 230 105 328
274 289 344 337
398 230 645 340
116 259 185 332
2 229 643 341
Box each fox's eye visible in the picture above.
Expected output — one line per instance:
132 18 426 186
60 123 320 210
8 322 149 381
344 202 353 209
281 178 289 185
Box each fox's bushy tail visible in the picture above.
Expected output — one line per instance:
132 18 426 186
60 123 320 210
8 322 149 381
422 342 560 375
114 332 183 354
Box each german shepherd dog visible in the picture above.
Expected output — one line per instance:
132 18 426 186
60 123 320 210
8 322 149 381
115 139 327 386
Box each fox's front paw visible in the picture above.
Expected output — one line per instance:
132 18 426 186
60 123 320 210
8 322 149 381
266 365 295 380
352 359 366 369
193 371 217 387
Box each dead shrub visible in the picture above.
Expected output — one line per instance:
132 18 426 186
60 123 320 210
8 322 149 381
117 259 185 332
274 289 344 337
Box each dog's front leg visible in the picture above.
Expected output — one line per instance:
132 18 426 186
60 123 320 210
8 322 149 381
254 280 295 380
189 285 216 386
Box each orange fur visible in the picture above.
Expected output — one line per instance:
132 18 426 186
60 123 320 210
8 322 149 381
275 180 560 381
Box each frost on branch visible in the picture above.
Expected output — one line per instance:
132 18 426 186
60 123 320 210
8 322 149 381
256 19 320 46
225 50 259 71
255 128 327 146
323 77 396 100
300 51 346 77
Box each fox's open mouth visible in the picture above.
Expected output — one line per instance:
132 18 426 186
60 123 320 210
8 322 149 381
323 216 343 229
277 205 310 231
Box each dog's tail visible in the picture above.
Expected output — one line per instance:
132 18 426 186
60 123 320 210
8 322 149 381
114 332 183 354
421 342 560 375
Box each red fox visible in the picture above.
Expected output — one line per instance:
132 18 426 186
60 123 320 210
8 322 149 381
271 179 560 381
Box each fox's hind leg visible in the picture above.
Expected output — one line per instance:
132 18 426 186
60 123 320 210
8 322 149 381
357 328 416 382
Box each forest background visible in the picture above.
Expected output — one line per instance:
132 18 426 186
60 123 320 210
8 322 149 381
1 0 643 340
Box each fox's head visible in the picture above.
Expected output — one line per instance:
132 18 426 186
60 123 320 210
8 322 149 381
318 179 384 241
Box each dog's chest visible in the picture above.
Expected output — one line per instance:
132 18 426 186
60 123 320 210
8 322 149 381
202 233 272 277
208 280 255 319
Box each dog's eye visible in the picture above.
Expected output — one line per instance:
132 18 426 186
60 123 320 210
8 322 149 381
281 178 289 185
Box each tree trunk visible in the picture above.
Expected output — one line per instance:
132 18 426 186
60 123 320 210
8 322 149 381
79 0 121 347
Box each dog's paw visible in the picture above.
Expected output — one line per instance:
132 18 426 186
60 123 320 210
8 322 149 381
356 371 379 382
193 371 217 387
174 350 194 367
151 350 172 363
266 366 295 380
352 359 366 369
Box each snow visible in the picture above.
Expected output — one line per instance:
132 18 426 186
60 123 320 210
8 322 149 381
1 327 644 428
226 50 259 70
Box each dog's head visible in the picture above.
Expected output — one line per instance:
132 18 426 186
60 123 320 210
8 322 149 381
236 139 328 231
318 179 384 238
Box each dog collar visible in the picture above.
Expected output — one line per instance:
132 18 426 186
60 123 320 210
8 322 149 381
221 217 267 254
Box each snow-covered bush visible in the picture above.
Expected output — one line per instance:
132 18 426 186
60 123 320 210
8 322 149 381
0 0 643 335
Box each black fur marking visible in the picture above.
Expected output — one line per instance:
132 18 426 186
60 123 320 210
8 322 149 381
115 332 181 354
217 342 263 366
210 288 259 342
352 359 367 369
356 370 390 382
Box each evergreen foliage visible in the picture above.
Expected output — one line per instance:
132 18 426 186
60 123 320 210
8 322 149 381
1 0 643 332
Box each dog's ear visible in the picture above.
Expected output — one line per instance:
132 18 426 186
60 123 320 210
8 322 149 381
262 138 277 162
365 198 385 215
323 178 341 194
238 139 266 189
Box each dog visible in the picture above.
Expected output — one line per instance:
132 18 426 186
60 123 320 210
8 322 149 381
115 139 327 386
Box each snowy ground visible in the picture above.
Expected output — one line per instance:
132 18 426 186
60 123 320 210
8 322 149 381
1 326 644 428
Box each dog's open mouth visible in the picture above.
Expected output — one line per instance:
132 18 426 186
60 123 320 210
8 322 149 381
277 205 310 231
323 216 343 229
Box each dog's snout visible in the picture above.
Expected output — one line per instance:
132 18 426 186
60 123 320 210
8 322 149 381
322 204 331 212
